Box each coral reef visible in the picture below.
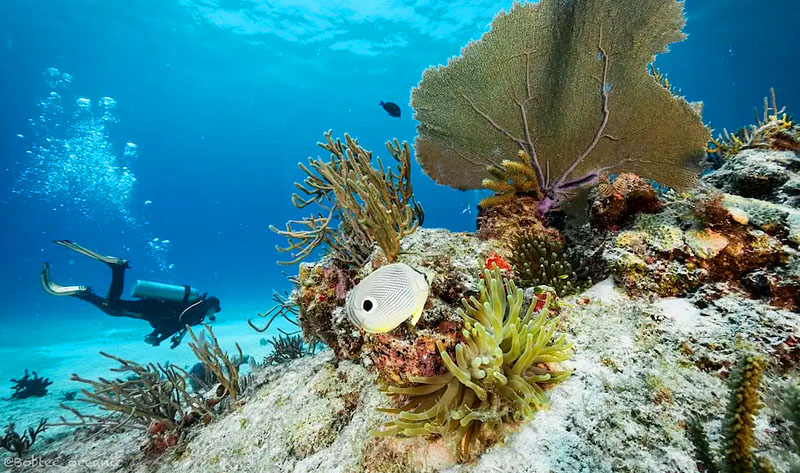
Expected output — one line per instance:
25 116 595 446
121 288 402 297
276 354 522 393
592 163 797 304
187 325 243 401
412 0 708 214
707 89 798 166
271 131 423 266
1 420 47 457
296 228 493 381
58 352 212 435
705 150 800 209
262 333 310 365
13 226 800 472
508 230 589 296
589 173 664 231
475 195 561 245
9 369 53 399
294 261 361 358
375 267 572 461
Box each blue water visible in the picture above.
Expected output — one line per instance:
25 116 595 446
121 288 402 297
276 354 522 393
0 0 798 333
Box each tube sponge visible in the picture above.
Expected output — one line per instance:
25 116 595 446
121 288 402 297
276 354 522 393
374 267 573 460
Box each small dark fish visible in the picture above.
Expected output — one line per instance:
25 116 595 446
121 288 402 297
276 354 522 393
380 100 401 117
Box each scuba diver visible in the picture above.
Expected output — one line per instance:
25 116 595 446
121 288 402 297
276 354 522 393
41 240 221 349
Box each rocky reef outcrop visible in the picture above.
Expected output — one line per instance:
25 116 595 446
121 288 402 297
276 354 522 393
19 278 799 473
593 149 800 311
703 149 800 207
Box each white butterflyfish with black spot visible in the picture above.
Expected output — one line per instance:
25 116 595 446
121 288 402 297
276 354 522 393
345 263 430 333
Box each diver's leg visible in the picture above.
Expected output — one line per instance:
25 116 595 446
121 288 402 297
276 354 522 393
104 264 127 307
74 289 107 309
54 240 129 267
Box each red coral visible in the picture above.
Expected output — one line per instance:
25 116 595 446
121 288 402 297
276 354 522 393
533 291 550 312
142 421 180 457
485 252 512 273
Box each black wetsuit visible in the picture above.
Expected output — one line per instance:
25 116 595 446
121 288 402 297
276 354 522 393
76 264 216 348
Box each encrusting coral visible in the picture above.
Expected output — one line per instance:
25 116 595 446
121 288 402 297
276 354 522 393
411 0 709 215
375 266 572 461
508 230 589 296
589 173 664 230
271 131 423 266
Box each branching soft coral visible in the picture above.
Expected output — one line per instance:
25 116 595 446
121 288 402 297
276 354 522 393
480 150 544 208
59 352 211 434
375 267 572 460
187 325 243 401
271 131 423 265
708 88 797 164
1 420 47 457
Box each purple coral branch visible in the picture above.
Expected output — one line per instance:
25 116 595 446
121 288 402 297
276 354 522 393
537 158 639 215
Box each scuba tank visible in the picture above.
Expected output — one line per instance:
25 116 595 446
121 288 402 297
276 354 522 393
130 280 201 303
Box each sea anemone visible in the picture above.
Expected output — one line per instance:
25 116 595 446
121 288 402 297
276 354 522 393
375 267 572 460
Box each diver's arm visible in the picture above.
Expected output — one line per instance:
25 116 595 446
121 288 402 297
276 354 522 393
169 328 188 349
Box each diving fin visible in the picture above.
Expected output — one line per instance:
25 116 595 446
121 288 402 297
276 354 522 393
41 262 89 297
54 240 129 267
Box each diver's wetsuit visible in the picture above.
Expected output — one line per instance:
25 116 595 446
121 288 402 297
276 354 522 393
76 264 212 347
42 240 220 348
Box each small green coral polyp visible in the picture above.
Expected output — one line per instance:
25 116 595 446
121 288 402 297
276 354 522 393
375 267 573 459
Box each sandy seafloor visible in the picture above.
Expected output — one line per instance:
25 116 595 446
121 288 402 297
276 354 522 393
0 303 280 440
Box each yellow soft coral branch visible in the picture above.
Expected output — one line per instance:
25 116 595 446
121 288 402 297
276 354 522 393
479 150 544 207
